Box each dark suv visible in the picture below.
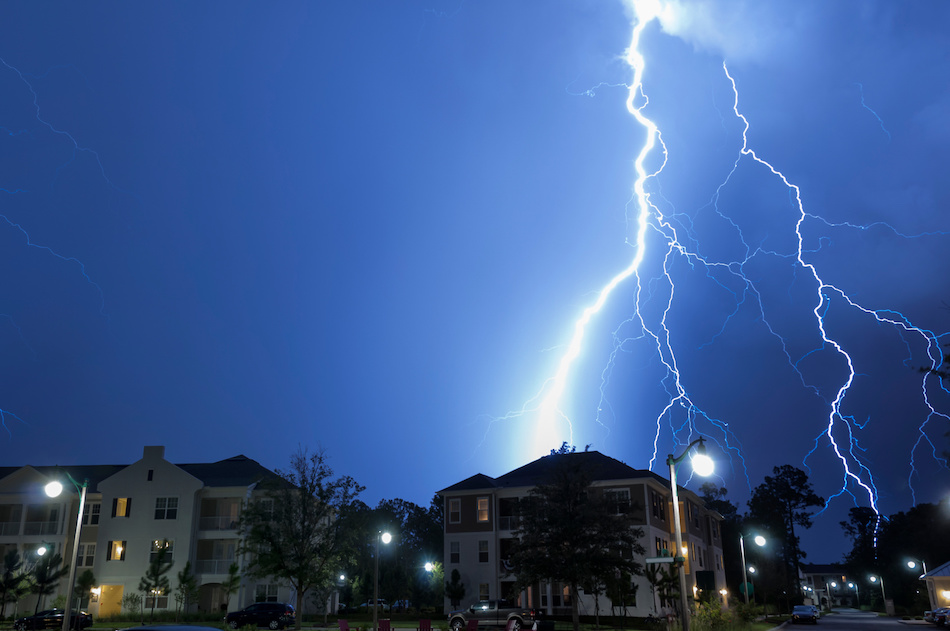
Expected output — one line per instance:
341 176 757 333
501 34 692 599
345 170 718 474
225 603 296 629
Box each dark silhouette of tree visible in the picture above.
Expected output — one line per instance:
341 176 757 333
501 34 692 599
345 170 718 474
0 550 26 618
174 561 198 620
239 448 364 630
747 465 824 598
221 562 241 613
139 541 173 622
75 570 96 609
31 551 68 614
508 450 646 631
445 569 465 609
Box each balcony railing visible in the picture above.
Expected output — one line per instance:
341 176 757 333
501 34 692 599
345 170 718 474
23 521 58 536
0 522 20 536
199 516 239 531
196 559 234 574
498 516 520 530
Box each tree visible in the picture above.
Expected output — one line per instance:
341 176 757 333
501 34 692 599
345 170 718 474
239 448 365 630
174 561 199 621
747 465 824 597
30 552 68 614
222 562 241 613
508 450 646 631
445 569 465 609
139 540 174 622
75 570 96 610
0 550 23 619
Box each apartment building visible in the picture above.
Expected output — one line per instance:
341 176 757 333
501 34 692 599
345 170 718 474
0 446 293 617
438 451 725 617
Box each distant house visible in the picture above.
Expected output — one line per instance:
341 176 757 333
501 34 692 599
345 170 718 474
799 563 849 607
923 561 950 612
437 450 725 617
0 446 298 617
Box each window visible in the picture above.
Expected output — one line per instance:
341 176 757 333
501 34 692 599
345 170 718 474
478 540 489 563
716 554 722 571
478 583 489 601
255 584 279 602
150 539 174 563
449 498 461 524
650 490 666 521
604 488 631 514
450 541 460 564
112 497 131 518
107 540 126 561
145 593 168 609
154 497 178 520
77 543 96 566
147 469 154 481
477 497 489 522
81 503 100 526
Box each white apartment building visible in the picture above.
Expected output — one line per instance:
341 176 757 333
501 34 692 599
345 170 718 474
438 451 726 618
0 446 294 618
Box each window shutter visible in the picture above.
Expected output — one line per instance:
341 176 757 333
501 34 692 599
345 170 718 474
111 498 118 518
127 498 132 517
120 541 127 561
106 541 112 561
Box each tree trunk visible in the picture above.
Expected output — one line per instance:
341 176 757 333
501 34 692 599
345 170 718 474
570 582 580 631
295 588 305 630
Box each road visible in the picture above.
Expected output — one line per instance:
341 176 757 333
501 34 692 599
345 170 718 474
776 608 931 630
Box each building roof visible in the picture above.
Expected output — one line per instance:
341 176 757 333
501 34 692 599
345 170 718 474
438 451 671 494
924 560 950 578
0 454 282 491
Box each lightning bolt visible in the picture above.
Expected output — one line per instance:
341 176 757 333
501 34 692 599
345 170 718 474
518 0 949 532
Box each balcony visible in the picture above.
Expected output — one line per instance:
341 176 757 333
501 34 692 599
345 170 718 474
199 516 239 531
196 559 234 574
23 521 58 536
498 516 520 531
0 522 20 536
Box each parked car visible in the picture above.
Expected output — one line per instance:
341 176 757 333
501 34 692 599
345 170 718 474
448 600 541 631
358 599 390 612
924 611 934 623
14 609 92 631
934 607 950 626
790 605 818 625
225 603 296 629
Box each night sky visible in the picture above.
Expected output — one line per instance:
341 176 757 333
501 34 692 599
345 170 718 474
2 1 948 564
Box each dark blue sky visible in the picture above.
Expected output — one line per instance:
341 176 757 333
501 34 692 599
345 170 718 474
2 0 949 563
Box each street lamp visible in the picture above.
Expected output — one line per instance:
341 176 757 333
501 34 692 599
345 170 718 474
45 474 88 631
374 531 392 631
739 534 766 605
907 560 929 578
869 575 886 606
825 581 837 610
667 437 714 631
848 582 859 607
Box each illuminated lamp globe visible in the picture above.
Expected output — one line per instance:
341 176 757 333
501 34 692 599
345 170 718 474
753 535 766 547
44 481 63 498
381 532 392 545
692 452 714 477
425 562 434 572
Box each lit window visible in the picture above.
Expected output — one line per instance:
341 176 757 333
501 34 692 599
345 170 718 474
108 540 126 561
477 497 489 522
112 498 131 518
154 497 178 520
449 498 461 524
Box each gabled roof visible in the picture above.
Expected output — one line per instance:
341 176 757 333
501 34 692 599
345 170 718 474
178 454 286 488
0 453 283 491
438 451 669 494
924 560 950 578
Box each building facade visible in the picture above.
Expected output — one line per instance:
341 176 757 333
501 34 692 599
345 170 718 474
0 446 295 618
438 451 726 618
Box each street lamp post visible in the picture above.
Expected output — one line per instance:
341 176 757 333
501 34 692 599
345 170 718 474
869 575 886 607
374 531 392 631
825 581 836 610
739 534 766 606
666 437 714 631
907 560 929 578
44 475 88 631
747 566 757 605
848 582 858 607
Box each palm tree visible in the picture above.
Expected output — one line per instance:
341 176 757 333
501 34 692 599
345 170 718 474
31 552 68 614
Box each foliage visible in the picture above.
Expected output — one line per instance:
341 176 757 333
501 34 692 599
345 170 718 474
445 569 465 608
746 465 823 597
75 570 97 608
644 564 678 613
139 540 174 622
692 599 732 630
239 447 365 629
174 561 199 620
0 550 26 619
508 449 646 631
222 562 241 612
30 551 68 614
122 592 143 615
